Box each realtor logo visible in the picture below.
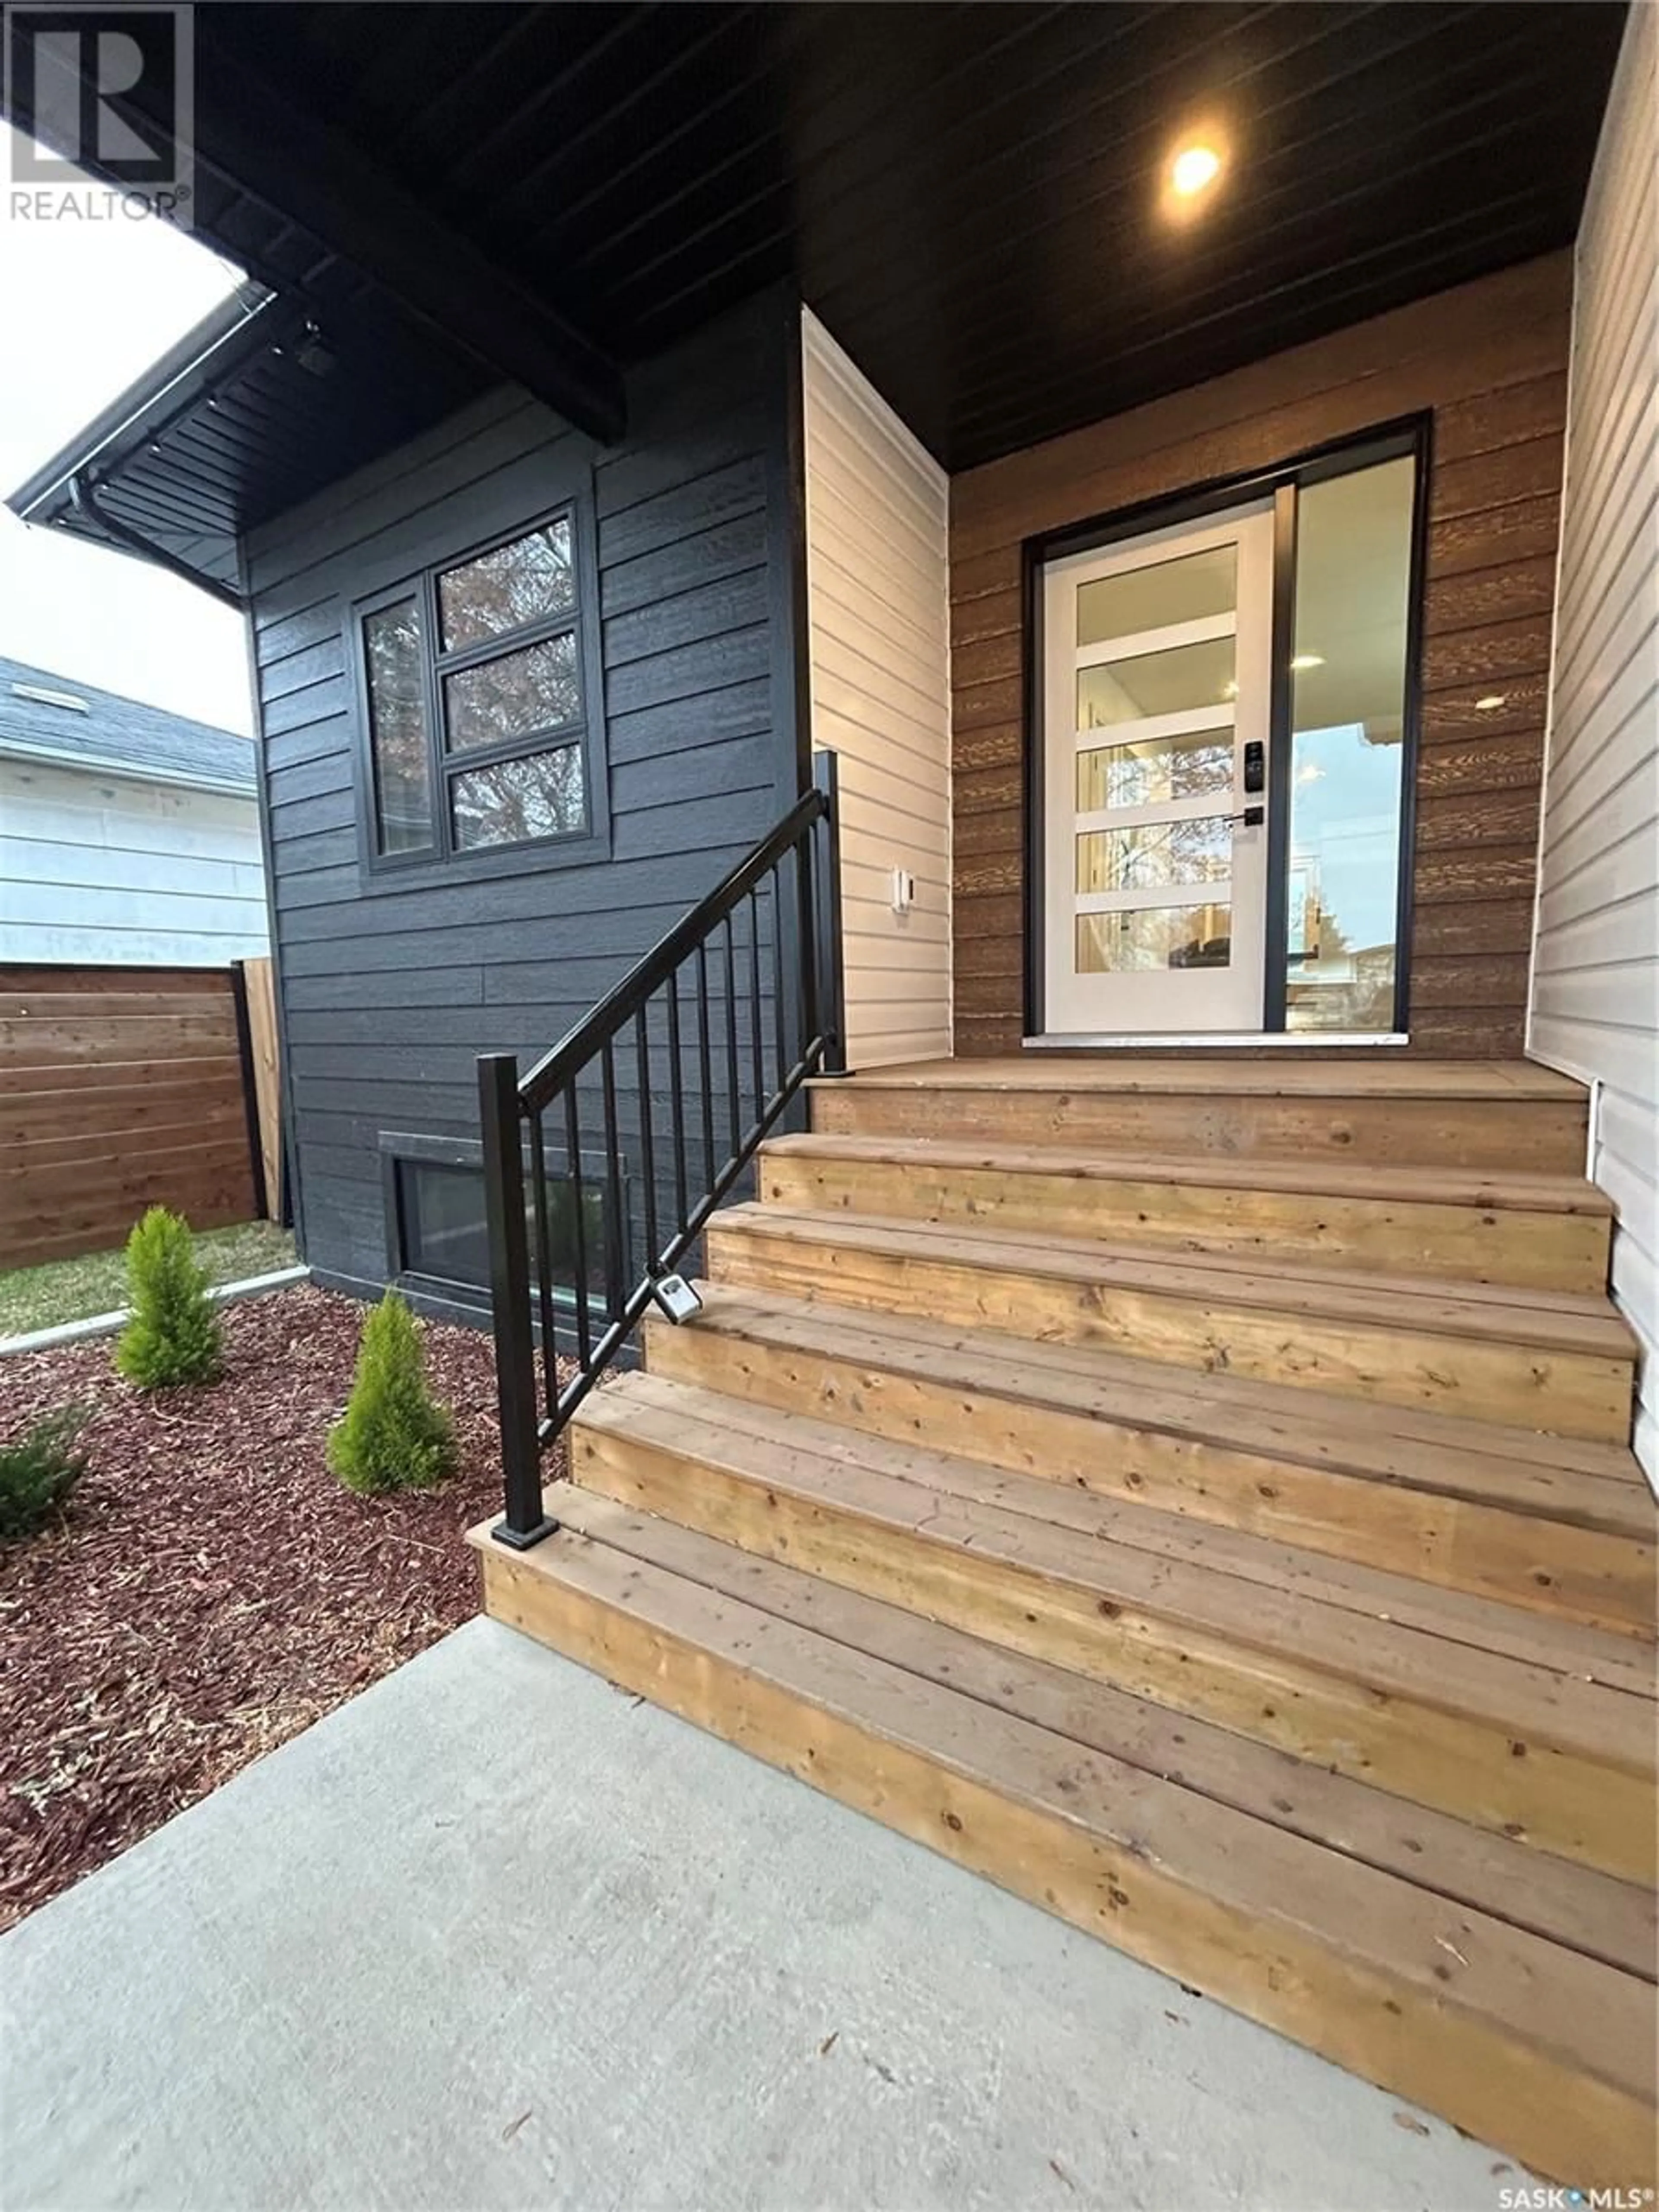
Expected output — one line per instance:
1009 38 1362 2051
3 3 193 220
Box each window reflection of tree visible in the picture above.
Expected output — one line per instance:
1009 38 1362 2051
453 744 586 850
439 521 573 651
363 515 591 861
364 600 431 851
445 637 580 753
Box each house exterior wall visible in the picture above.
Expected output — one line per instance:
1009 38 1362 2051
243 293 803 1304
947 254 1573 1057
0 756 267 966
1530 2 1659 1488
802 310 952 1067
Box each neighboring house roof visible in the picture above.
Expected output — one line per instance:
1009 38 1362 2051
0 656 255 795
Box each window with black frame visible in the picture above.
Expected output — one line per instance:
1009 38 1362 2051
382 1135 623 1313
357 509 597 868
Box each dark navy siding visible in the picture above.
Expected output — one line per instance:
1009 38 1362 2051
245 293 804 1305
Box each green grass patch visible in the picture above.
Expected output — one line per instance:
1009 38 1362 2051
0 1221 298 1341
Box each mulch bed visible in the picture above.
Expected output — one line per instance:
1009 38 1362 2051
0 1283 549 1933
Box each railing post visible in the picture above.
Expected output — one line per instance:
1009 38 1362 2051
811 748 848 1075
478 1052 556 1549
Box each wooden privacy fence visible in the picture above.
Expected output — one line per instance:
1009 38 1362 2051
0 960 282 1270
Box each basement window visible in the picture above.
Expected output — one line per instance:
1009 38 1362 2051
354 502 606 876
379 1131 623 1312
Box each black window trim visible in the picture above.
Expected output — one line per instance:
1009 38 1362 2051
350 493 610 890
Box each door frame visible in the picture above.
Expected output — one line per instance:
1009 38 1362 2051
1020 414 1433 1044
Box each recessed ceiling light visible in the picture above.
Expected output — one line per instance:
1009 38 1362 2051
1289 653 1325 672
1475 694 1507 712
1171 143 1223 199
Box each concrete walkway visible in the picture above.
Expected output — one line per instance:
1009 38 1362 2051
0 1618 1513 2212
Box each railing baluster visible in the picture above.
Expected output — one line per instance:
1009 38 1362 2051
636 1004 658 1269
747 887 764 1124
528 1110 557 1419
666 963 688 1235
722 912 741 1165
600 1037 624 1320
769 865 787 1093
696 938 716 1194
564 1081 591 1371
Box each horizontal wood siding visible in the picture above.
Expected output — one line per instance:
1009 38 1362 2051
948 254 1574 1057
0 963 257 1267
244 296 799 1300
1531 5 1659 1488
0 758 267 967
802 311 952 1066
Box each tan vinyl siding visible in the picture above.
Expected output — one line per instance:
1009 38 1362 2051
803 310 952 1068
1530 0 1659 1488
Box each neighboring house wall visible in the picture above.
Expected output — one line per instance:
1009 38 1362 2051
802 311 952 1067
1530 3 1659 1487
948 254 1573 1057
0 756 267 966
245 293 803 1302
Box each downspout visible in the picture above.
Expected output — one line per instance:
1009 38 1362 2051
67 476 245 611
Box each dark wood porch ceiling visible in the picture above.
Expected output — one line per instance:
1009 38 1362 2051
192 1 1624 470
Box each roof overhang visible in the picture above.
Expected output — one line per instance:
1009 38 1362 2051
2 3 1628 603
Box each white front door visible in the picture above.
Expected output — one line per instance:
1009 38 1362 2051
1042 503 1275 1036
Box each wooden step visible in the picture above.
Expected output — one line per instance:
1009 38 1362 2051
473 1493 1657 2187
807 1058 1590 1173
643 1285 1658 1636
569 1376 1658 1881
706 1205 1639 1442
760 1134 1613 1291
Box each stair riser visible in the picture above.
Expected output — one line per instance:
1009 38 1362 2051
480 1539 1654 2190
760 1154 1611 1293
570 1424 1656 1883
706 1228 1636 1442
642 1317 1656 1637
809 1087 1589 1174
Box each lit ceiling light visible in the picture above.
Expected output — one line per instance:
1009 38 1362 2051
1171 143 1223 199
1475 694 1507 712
1290 653 1325 672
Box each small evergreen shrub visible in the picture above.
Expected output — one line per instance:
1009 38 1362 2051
326 1290 456 1495
0 1408 91 1541
115 1207 223 1388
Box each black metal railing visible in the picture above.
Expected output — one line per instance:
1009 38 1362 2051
478 750 845 1548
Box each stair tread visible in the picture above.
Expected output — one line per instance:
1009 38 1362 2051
577 1374 1658 1746
673 1281 1654 1518
715 1203 1637 1356
804 1057 1585 1100
609 1360 1656 1665
761 1132 1613 1215
536 1482 1659 1983
476 1498 1656 2162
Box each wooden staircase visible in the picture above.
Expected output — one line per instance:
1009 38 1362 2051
471 1058 1657 2187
